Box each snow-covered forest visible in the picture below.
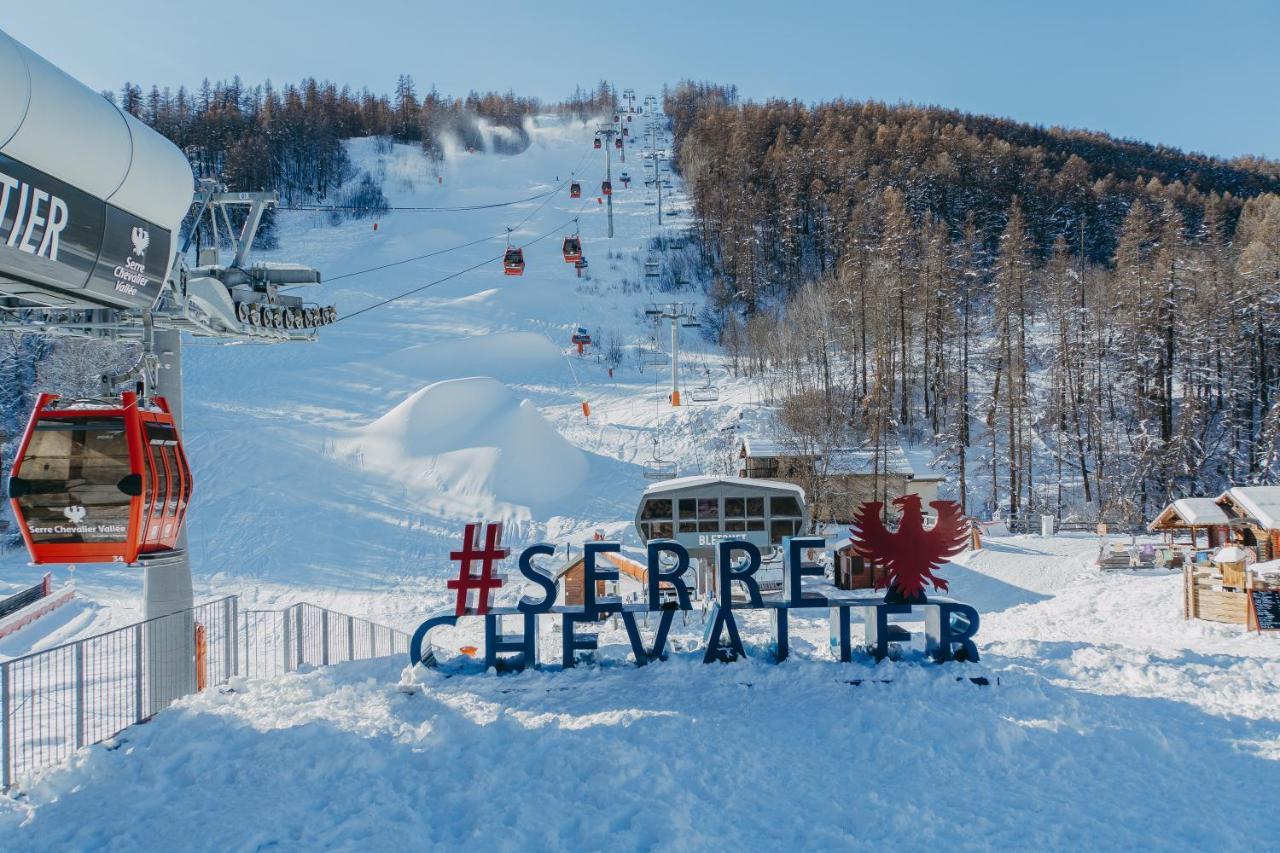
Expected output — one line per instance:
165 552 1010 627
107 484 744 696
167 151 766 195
6 74 1280 533
666 82 1280 522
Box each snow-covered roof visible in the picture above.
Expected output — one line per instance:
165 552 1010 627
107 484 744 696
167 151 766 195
739 432 916 477
901 447 947 481
1173 498 1230 525
1251 559 1280 578
1213 546 1248 563
1222 487 1280 530
1150 498 1230 530
642 475 805 498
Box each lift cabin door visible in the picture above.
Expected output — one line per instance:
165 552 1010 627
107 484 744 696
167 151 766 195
0 153 172 311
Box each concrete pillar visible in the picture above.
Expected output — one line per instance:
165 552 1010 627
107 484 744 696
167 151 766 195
142 327 195 712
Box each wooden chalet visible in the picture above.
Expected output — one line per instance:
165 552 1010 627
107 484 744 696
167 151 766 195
1149 498 1231 548
830 538 888 591
554 551 649 608
736 432 943 526
1214 486 1280 561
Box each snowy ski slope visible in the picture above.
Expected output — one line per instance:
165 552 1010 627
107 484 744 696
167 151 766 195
2 115 1280 850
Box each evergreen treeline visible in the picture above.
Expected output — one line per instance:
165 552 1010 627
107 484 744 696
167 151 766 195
112 77 617 203
667 82 1280 522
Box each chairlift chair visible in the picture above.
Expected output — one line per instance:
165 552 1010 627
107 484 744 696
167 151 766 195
642 438 678 481
639 346 669 368
574 257 589 277
8 392 193 564
688 385 720 403
689 370 720 403
644 258 661 278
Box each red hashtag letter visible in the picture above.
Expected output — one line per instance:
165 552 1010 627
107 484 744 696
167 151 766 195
447 522 508 615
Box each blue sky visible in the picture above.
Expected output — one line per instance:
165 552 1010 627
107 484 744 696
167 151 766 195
5 0 1277 159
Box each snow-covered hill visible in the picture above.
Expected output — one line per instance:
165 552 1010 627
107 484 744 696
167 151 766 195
3 115 1279 850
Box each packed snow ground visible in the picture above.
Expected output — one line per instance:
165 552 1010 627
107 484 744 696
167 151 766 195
2 116 1279 849
5 536 1280 850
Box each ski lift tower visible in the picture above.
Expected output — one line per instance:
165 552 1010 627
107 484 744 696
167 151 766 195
0 28 333 710
645 302 700 406
595 124 620 238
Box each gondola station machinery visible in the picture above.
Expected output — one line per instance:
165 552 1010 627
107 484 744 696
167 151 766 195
0 27 333 706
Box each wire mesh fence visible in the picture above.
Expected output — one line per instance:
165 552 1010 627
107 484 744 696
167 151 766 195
1 597 408 789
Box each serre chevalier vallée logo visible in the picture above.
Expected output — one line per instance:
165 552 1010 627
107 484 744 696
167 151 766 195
130 226 149 259
62 505 87 525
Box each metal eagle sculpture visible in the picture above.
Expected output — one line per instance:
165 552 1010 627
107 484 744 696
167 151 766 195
850 494 968 604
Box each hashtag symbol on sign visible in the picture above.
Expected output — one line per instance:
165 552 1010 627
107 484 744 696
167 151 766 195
447 523 508 616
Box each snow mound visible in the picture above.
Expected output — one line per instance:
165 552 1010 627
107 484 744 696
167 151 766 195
340 377 588 517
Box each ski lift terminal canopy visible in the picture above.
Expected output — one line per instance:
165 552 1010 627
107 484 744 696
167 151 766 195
0 28 194 311
635 475 808 556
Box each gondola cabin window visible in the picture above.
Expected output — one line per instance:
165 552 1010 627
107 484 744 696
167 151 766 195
16 418 132 543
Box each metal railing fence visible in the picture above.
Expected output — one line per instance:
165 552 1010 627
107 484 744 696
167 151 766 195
241 603 410 678
1 597 408 788
0 595 236 789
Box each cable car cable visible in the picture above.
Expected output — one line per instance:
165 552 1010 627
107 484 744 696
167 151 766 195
301 145 597 285
323 232 504 284
278 188 558 214
335 215 581 324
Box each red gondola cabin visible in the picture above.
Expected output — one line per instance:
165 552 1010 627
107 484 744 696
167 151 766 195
594 138 602 150
601 180 612 196
569 181 581 199
503 247 526 276
562 235 583 263
8 392 192 564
